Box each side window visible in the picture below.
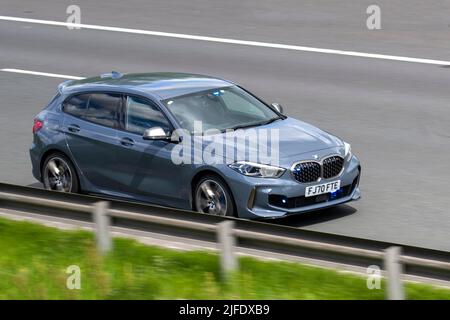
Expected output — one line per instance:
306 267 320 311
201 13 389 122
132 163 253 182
63 94 89 118
84 93 121 128
63 93 121 129
125 96 170 135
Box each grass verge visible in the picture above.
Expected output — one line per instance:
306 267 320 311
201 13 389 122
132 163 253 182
0 216 448 299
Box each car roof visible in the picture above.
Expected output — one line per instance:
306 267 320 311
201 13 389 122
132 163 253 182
61 72 235 99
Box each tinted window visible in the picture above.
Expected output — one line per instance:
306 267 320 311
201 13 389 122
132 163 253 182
63 94 89 117
84 93 121 128
125 96 170 135
63 93 121 128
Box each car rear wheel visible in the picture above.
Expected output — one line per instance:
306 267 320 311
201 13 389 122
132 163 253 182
194 175 235 216
42 153 79 193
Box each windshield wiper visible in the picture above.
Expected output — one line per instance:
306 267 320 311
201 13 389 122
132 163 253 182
260 116 283 126
229 116 282 131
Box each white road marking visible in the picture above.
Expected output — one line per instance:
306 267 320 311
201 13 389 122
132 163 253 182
1 68 84 80
0 15 449 66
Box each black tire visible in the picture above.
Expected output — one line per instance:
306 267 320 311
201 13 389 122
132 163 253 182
42 152 80 193
194 174 236 217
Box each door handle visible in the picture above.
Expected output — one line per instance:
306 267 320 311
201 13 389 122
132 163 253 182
120 137 135 147
67 124 80 133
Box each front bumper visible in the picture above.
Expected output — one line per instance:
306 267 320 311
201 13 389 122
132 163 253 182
226 155 361 219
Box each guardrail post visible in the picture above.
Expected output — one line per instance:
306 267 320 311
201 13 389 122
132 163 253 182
93 201 112 253
217 220 238 277
384 246 404 300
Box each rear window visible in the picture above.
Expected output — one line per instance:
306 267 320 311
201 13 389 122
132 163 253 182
63 94 89 117
63 93 121 128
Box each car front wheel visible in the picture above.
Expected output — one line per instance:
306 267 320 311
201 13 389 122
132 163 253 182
194 175 235 216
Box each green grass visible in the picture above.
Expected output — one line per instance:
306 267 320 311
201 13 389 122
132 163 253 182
0 217 448 299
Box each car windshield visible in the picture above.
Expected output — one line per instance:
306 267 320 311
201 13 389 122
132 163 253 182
162 86 281 133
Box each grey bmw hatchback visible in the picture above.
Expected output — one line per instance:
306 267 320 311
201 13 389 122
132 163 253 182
30 72 361 219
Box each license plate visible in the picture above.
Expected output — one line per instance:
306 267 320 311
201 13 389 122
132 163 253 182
305 180 341 197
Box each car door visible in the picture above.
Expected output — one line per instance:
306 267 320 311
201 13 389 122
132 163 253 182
114 94 187 208
62 92 123 194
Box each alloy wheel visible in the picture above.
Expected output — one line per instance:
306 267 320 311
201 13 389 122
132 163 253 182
43 157 73 192
195 179 228 216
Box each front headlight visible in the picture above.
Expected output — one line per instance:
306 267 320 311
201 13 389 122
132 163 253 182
228 161 285 178
343 142 352 161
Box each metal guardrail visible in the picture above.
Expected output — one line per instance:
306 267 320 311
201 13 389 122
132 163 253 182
0 182 449 299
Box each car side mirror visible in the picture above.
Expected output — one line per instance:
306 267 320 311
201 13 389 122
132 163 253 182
143 127 170 141
271 103 284 114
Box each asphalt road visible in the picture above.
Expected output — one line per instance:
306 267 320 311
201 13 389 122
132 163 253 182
0 1 449 251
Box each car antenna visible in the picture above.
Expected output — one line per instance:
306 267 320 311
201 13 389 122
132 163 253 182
100 71 123 79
